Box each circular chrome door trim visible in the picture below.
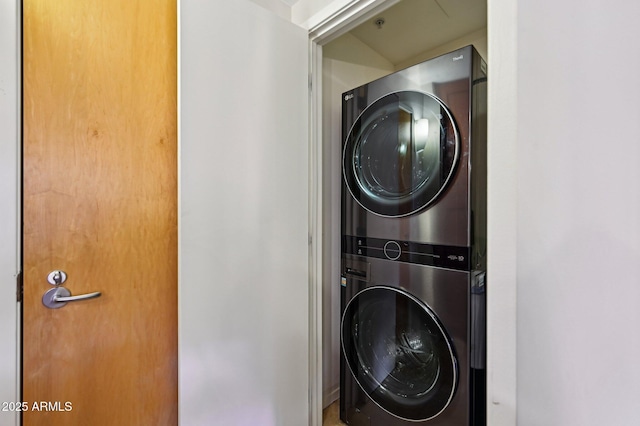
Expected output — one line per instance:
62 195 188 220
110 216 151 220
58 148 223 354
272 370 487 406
342 90 461 218
341 285 458 422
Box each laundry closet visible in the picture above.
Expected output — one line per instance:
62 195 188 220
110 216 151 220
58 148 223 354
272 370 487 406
319 0 487 409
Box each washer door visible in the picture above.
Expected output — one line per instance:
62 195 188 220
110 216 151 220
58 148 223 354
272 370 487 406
341 286 457 421
343 90 459 217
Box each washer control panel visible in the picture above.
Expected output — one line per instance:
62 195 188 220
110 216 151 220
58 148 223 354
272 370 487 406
342 235 470 271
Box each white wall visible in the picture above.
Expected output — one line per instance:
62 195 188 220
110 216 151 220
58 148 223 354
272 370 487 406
0 1 19 425
516 1 640 424
250 0 292 21
321 34 394 406
323 32 395 70
394 27 487 70
292 0 353 28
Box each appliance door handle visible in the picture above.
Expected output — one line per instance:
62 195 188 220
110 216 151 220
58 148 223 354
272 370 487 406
42 287 102 309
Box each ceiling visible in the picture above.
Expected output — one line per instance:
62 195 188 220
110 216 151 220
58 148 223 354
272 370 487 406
329 0 487 66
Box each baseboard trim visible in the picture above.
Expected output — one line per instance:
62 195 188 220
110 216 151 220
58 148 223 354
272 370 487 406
323 385 340 409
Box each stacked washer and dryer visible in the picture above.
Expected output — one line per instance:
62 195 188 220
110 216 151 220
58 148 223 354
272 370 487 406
340 46 487 426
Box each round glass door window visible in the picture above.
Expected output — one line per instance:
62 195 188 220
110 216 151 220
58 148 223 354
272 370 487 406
343 91 459 217
341 286 457 421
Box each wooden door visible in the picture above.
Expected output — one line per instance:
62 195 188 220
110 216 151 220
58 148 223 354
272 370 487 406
22 1 177 424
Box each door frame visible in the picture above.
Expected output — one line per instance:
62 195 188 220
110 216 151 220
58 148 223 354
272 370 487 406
305 0 517 425
305 3 403 424
0 0 21 425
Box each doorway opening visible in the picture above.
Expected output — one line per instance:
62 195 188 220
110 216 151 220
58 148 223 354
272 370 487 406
312 0 487 413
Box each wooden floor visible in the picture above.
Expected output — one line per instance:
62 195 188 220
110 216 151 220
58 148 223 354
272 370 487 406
322 400 346 426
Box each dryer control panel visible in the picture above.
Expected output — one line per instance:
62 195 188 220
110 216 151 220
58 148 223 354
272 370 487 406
342 235 471 271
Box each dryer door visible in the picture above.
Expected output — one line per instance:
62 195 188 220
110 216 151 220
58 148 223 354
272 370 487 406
343 90 459 217
341 286 458 421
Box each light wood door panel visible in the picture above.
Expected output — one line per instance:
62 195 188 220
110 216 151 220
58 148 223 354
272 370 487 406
22 0 177 424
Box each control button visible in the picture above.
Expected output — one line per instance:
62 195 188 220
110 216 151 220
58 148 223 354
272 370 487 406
383 241 402 260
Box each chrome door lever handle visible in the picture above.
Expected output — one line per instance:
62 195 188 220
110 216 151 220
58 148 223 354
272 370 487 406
55 291 102 302
42 287 102 309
